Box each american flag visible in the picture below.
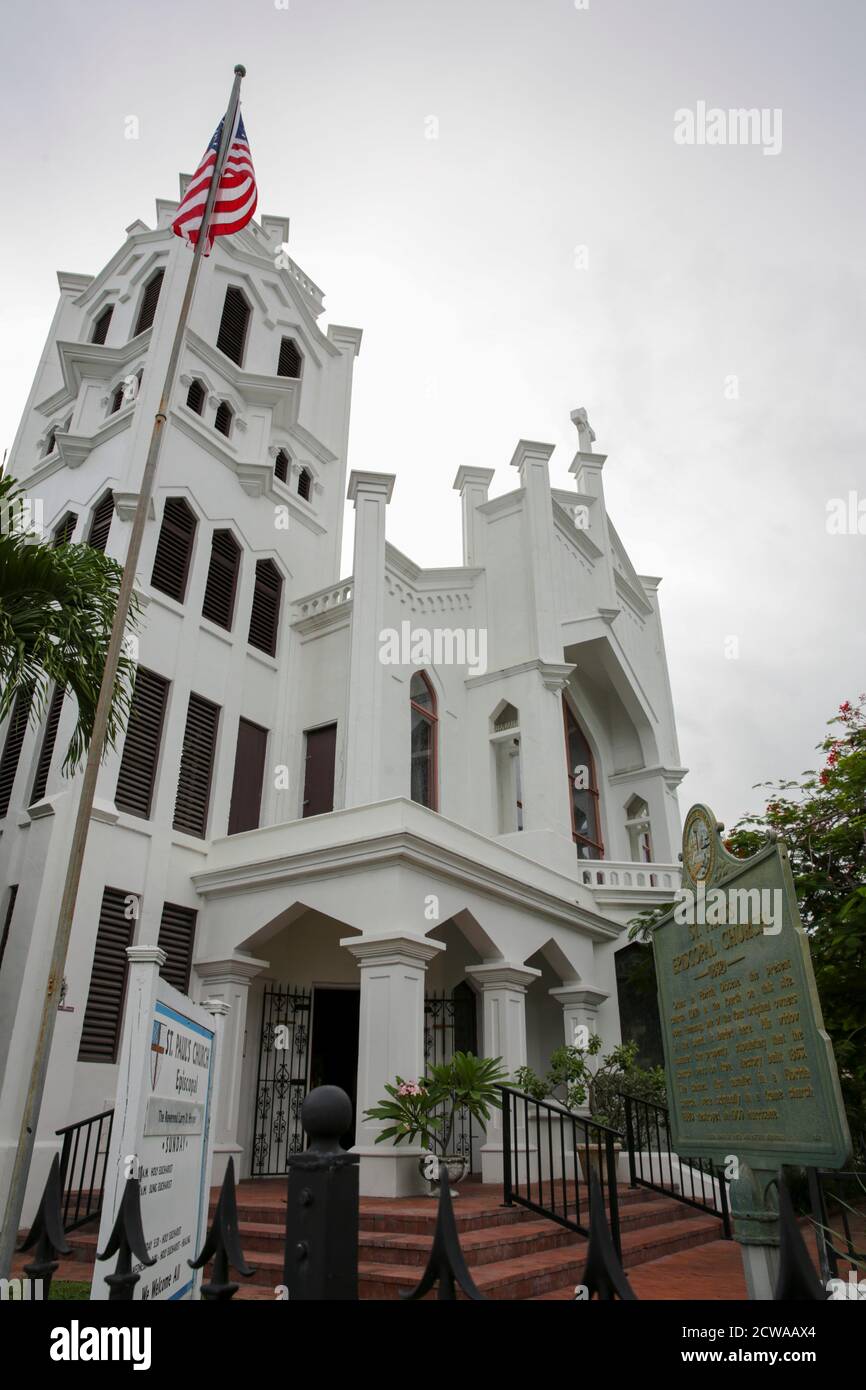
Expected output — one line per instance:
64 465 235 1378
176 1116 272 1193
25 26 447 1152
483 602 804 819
171 112 257 253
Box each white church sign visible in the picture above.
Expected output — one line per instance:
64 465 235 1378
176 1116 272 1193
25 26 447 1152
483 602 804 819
90 946 222 1300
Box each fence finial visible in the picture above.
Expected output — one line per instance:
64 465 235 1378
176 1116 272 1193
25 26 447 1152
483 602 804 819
189 1156 256 1300
17 1153 72 1299
96 1174 155 1300
577 1167 637 1300
773 1171 827 1301
401 1162 486 1301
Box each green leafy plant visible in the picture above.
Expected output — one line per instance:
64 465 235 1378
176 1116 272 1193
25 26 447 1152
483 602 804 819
364 1052 508 1155
513 1037 667 1132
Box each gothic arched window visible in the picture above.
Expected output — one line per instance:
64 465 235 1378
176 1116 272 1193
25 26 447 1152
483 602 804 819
410 671 438 811
563 698 603 859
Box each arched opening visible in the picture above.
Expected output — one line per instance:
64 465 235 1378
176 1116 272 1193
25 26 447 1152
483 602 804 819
410 670 438 810
563 697 603 859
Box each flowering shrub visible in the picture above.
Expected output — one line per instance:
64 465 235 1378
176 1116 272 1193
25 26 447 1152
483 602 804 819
364 1052 508 1154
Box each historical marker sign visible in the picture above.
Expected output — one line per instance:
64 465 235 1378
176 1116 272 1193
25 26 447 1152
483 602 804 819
90 947 221 1301
652 805 851 1171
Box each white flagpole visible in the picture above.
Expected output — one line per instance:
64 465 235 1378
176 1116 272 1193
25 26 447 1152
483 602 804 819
0 63 247 1277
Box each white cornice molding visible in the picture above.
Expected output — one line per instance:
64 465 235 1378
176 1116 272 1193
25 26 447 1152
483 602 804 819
464 658 575 691
36 331 154 414
327 324 363 357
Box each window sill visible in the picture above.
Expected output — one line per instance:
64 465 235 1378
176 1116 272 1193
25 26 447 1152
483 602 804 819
171 831 210 855
199 618 235 647
246 645 279 671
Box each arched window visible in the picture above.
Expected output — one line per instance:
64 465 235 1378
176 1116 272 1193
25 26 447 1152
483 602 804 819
109 383 126 415
297 466 312 501
52 512 77 548
91 305 114 345
214 400 233 438
44 427 58 457
186 379 206 415
625 796 653 863
87 490 114 553
563 698 603 859
274 449 289 483
216 286 251 366
248 559 282 656
277 336 302 378
150 497 197 603
201 529 241 631
410 671 438 810
133 268 164 337
492 703 522 832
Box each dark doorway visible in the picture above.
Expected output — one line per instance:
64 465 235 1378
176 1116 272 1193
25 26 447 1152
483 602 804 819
614 942 664 1069
302 723 337 817
308 987 360 1149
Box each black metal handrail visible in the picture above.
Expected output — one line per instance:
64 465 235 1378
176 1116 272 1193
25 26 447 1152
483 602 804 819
56 1107 114 1232
619 1091 732 1237
807 1167 866 1284
500 1085 624 1259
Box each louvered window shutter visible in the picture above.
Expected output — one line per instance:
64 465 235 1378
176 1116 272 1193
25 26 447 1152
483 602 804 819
297 468 312 501
201 530 240 630
78 887 135 1062
216 287 250 365
87 491 114 553
157 902 198 994
228 718 268 834
134 269 164 336
277 337 302 378
0 688 34 817
248 560 282 656
30 684 64 804
187 379 206 415
115 667 169 818
0 885 18 974
173 693 220 837
274 449 289 483
91 305 114 345
110 384 125 414
214 400 233 437
52 512 77 547
151 497 196 602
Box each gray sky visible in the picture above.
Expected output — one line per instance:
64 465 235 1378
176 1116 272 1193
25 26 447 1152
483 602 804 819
3 0 863 838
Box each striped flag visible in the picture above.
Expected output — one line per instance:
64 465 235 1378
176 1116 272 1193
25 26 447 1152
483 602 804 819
172 112 257 253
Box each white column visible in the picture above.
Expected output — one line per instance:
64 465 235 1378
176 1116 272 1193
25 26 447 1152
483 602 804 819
343 470 395 808
342 933 444 1197
548 984 609 1049
194 954 267 1185
510 439 560 662
453 465 494 567
466 962 541 1184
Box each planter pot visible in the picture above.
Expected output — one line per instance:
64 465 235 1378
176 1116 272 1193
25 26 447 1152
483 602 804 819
577 1141 622 1188
419 1153 469 1197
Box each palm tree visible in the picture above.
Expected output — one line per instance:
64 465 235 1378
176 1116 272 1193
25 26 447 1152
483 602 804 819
0 472 140 772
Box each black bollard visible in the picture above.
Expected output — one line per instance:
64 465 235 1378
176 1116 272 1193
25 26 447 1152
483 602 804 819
283 1085 359 1300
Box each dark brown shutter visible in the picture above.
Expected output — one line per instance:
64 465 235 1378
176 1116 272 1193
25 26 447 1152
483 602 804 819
150 497 196 602
115 668 169 818
302 724 337 817
78 887 134 1062
134 269 164 336
201 529 240 630
214 400 233 437
228 718 268 834
30 684 64 804
0 688 34 817
216 287 250 366
91 305 114 345
274 449 289 483
52 512 77 547
110 384 125 414
248 559 282 656
186 379 206 415
157 902 198 994
0 885 18 974
277 337 302 378
173 693 220 838
44 429 57 457
87 491 114 553
297 467 312 501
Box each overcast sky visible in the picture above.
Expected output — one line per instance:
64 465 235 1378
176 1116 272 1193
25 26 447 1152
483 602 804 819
3 0 863 838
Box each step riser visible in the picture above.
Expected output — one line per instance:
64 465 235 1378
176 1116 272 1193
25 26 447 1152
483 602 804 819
359 1229 581 1269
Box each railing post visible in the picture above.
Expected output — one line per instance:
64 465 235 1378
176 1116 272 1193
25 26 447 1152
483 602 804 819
501 1088 513 1206
283 1085 359 1300
716 1161 733 1240
604 1131 623 1263
624 1094 637 1189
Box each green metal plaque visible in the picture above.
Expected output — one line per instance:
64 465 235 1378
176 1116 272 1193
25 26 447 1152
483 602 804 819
652 805 851 1171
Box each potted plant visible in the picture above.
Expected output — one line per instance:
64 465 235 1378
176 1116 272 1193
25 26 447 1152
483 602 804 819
364 1051 508 1195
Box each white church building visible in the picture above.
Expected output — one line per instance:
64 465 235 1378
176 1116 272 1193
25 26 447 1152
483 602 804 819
0 181 685 1213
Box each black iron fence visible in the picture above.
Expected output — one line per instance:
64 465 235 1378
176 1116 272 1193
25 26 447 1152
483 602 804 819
620 1091 732 1237
56 1106 114 1232
808 1167 866 1284
500 1084 624 1259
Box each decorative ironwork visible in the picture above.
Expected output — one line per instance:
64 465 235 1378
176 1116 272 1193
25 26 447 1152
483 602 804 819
252 984 311 1175
95 1174 155 1301
189 1157 256 1300
424 986 478 1167
17 1153 72 1299
621 1091 732 1238
401 1160 486 1301
55 1106 114 1232
578 1166 637 1300
500 1084 624 1258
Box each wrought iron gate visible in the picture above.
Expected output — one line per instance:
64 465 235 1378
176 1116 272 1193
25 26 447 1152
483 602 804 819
251 984 311 1176
424 985 479 1169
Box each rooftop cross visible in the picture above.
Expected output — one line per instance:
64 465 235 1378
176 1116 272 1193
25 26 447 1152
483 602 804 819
571 406 596 454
